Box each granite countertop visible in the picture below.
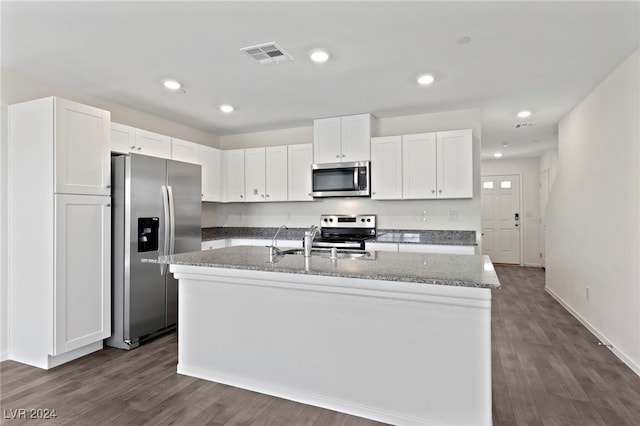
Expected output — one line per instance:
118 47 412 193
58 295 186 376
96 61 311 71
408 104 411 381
153 245 499 289
202 227 477 246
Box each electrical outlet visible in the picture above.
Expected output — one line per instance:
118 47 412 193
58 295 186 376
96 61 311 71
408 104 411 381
421 210 428 222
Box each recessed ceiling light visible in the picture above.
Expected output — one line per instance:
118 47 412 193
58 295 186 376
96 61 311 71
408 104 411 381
494 152 503 158
219 104 234 113
502 141 509 148
163 79 182 91
456 36 472 45
517 110 532 118
417 74 435 86
309 49 330 63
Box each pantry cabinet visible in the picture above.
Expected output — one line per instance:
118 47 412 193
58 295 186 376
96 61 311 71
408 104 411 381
8 97 111 369
287 143 313 201
314 113 371 163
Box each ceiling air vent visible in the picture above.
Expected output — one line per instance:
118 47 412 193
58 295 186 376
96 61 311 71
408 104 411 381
514 122 535 129
240 42 293 66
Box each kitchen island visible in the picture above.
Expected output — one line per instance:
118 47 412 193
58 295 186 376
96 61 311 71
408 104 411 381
156 246 500 426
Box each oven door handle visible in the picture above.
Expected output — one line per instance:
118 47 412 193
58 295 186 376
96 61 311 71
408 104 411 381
354 167 359 189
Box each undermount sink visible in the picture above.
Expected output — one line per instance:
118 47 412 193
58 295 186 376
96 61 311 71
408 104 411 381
280 248 375 259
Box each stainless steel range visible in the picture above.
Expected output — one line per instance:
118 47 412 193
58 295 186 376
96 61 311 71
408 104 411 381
312 214 377 250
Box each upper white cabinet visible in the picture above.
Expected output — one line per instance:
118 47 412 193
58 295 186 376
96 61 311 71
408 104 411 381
436 129 473 199
135 129 171 159
200 145 222 202
244 148 266 202
402 133 437 199
172 138 201 164
370 136 403 200
370 129 473 200
287 143 313 201
223 149 245 202
314 113 372 163
265 146 288 202
110 123 171 159
244 146 289 202
53 98 111 196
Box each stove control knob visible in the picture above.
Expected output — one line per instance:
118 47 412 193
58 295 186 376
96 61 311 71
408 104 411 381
329 218 333 223
360 218 365 222
367 218 371 222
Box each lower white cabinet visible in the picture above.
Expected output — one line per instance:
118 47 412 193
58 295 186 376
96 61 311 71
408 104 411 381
397 243 476 255
202 239 228 250
8 193 111 368
54 194 111 355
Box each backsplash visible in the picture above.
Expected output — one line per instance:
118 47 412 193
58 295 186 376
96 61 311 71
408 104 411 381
203 197 481 237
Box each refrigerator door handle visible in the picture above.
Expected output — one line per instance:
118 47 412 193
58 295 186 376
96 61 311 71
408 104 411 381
161 185 171 275
167 185 176 255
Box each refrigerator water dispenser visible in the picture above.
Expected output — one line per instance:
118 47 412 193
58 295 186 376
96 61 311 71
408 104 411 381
138 217 159 252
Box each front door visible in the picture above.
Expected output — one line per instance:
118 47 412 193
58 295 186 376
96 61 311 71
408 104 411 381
482 175 521 264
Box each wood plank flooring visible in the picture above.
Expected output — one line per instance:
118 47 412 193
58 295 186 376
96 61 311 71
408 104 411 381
2 266 639 425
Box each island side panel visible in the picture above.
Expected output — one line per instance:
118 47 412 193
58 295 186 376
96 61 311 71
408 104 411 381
174 266 492 426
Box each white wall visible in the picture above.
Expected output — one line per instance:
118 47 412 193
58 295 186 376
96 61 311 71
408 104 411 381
546 49 640 375
0 69 219 361
206 109 483 235
481 157 541 267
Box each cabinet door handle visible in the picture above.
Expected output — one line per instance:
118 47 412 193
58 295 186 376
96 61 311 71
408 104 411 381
438 190 442 193
130 145 136 149
431 190 436 194
336 154 340 158
342 154 346 157
240 194 243 198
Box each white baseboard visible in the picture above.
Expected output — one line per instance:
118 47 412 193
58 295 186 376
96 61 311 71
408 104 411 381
0 351 8 362
522 262 542 267
545 286 640 377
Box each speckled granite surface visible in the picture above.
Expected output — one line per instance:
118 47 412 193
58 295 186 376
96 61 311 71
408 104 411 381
153 245 499 289
202 227 477 246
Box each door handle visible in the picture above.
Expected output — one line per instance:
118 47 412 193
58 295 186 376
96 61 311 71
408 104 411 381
167 185 176 256
161 185 170 275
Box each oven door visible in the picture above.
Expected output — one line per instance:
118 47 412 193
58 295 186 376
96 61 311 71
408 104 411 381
311 161 370 197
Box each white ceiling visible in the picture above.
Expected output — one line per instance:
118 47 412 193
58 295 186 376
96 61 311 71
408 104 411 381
2 1 639 158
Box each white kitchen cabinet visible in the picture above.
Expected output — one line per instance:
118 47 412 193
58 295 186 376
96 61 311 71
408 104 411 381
401 129 473 199
135 129 172 159
111 122 135 154
287 143 313 201
244 146 288 202
223 149 245 202
245 148 266 201
436 129 473 198
52 98 111 196
370 136 403 200
402 132 437 199
202 239 228 250
54 194 111 355
366 242 399 252
398 243 476 255
265 146 288 201
172 138 201 164
200 145 222 202
110 123 171 159
8 97 111 369
313 113 371 163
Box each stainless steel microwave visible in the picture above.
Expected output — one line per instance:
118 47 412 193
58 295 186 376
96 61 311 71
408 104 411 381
311 161 370 197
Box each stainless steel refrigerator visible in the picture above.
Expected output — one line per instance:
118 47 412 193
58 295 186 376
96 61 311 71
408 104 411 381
107 153 201 349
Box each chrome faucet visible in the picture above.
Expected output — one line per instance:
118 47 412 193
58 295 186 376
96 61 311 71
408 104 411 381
303 225 321 257
268 225 288 259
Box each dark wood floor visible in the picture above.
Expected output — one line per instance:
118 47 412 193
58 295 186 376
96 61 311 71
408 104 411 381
2 266 639 425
